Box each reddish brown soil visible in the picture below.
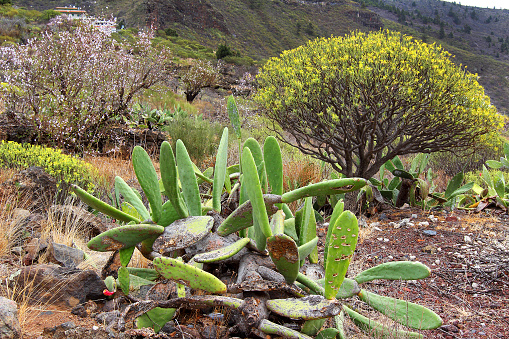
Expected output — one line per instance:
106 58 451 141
347 207 509 339
3 207 509 339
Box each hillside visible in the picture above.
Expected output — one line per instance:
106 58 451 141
11 0 509 114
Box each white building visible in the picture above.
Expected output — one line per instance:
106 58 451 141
55 7 117 35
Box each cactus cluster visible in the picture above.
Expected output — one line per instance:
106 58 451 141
74 96 442 337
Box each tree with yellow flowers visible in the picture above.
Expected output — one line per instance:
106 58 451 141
256 30 503 179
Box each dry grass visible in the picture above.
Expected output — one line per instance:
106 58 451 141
40 198 90 248
0 192 34 259
283 157 323 212
84 154 136 192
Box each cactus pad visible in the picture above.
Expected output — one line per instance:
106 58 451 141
324 210 359 299
72 185 140 223
87 224 165 252
176 140 202 216
259 320 313 339
132 146 163 223
153 257 227 294
152 216 213 254
343 305 424 338
266 295 342 320
136 307 176 333
217 194 281 236
267 234 300 284
281 178 367 203
354 261 431 284
357 289 442 329
193 238 250 263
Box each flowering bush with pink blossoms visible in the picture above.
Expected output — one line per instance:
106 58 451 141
0 17 172 150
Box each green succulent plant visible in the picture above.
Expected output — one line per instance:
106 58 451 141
74 96 442 338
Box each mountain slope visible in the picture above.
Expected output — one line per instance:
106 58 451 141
13 0 509 114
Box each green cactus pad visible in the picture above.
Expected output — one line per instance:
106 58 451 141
132 146 163 223
136 307 176 333
126 267 160 281
121 202 143 220
324 210 359 299
160 141 188 218
334 311 347 339
152 216 213 254
72 185 140 223
244 138 267 192
267 234 300 284
264 136 283 197
354 261 431 284
281 178 367 203
104 276 116 292
192 238 250 263
324 200 344 266
87 224 165 252
343 305 424 338
118 266 130 295
297 237 318 260
176 140 202 216
242 147 272 245
296 272 325 296
115 176 150 221
212 128 229 212
217 194 281 236
258 320 313 339
128 274 156 289
266 295 342 320
316 278 360 299
270 210 285 234
301 319 326 336
357 289 442 329
283 218 298 241
153 257 227 294
119 246 135 267
316 328 340 339
158 200 181 227
227 95 242 140
298 197 318 264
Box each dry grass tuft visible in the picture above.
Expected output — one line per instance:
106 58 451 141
283 158 323 212
84 154 136 191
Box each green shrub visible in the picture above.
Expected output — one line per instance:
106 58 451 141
164 27 178 37
164 116 225 166
216 43 233 59
256 30 503 179
222 55 255 66
0 141 98 192
40 9 60 21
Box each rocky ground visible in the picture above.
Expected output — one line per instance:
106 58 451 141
0 168 508 339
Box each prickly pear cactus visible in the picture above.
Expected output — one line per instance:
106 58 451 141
324 210 359 299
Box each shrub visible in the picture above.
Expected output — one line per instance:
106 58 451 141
216 43 233 59
164 27 178 37
0 17 172 151
256 30 503 179
181 60 218 102
164 115 224 166
40 9 60 22
0 141 98 192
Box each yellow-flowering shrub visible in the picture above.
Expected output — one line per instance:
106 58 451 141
256 30 504 179
0 141 97 192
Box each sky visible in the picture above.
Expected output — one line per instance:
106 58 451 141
441 0 509 10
